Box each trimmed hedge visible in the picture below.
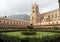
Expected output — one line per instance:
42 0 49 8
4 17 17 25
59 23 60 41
21 31 36 35
51 26 59 30
0 33 60 42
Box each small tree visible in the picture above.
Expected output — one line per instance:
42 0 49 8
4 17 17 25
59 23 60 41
27 24 34 29
52 26 59 30
21 24 36 35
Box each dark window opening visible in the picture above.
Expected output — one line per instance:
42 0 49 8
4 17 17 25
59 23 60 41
36 10 38 13
48 15 50 18
32 7 34 9
0 20 1 23
33 11 34 13
36 7 38 9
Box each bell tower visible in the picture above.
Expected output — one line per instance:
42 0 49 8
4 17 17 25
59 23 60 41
30 3 39 26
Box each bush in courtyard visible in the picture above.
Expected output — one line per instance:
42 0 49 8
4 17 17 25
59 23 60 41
51 26 59 30
21 31 36 35
21 24 36 35
27 24 34 29
0 33 60 42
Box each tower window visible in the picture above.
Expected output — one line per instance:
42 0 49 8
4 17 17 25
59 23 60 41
33 11 34 13
55 14 57 17
36 7 38 9
52 22 54 24
59 19 60 20
32 7 34 9
0 20 1 23
13 22 15 24
48 15 50 18
52 15 53 17
36 10 38 13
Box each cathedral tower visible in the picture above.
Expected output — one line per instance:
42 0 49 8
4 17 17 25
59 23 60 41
30 3 39 25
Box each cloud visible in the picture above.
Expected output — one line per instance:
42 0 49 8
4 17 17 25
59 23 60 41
0 0 59 16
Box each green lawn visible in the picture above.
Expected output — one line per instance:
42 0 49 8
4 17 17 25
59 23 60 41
1 31 58 38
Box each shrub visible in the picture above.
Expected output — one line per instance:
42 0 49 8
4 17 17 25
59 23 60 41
21 31 36 35
51 26 59 30
21 24 36 35
27 24 34 29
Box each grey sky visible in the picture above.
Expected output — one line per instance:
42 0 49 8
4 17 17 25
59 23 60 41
0 0 59 16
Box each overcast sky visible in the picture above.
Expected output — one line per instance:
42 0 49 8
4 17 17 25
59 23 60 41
0 0 59 16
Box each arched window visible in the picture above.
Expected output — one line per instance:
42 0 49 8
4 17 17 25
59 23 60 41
59 19 60 20
10 21 12 24
52 22 54 24
33 10 34 13
22 23 24 26
32 7 34 9
52 15 53 17
0 20 1 23
48 15 50 18
22 23 23 26
56 22 58 24
49 23 50 24
13 22 15 24
36 10 38 13
36 7 38 9
17 22 19 25
21 22 23 25
55 14 57 17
